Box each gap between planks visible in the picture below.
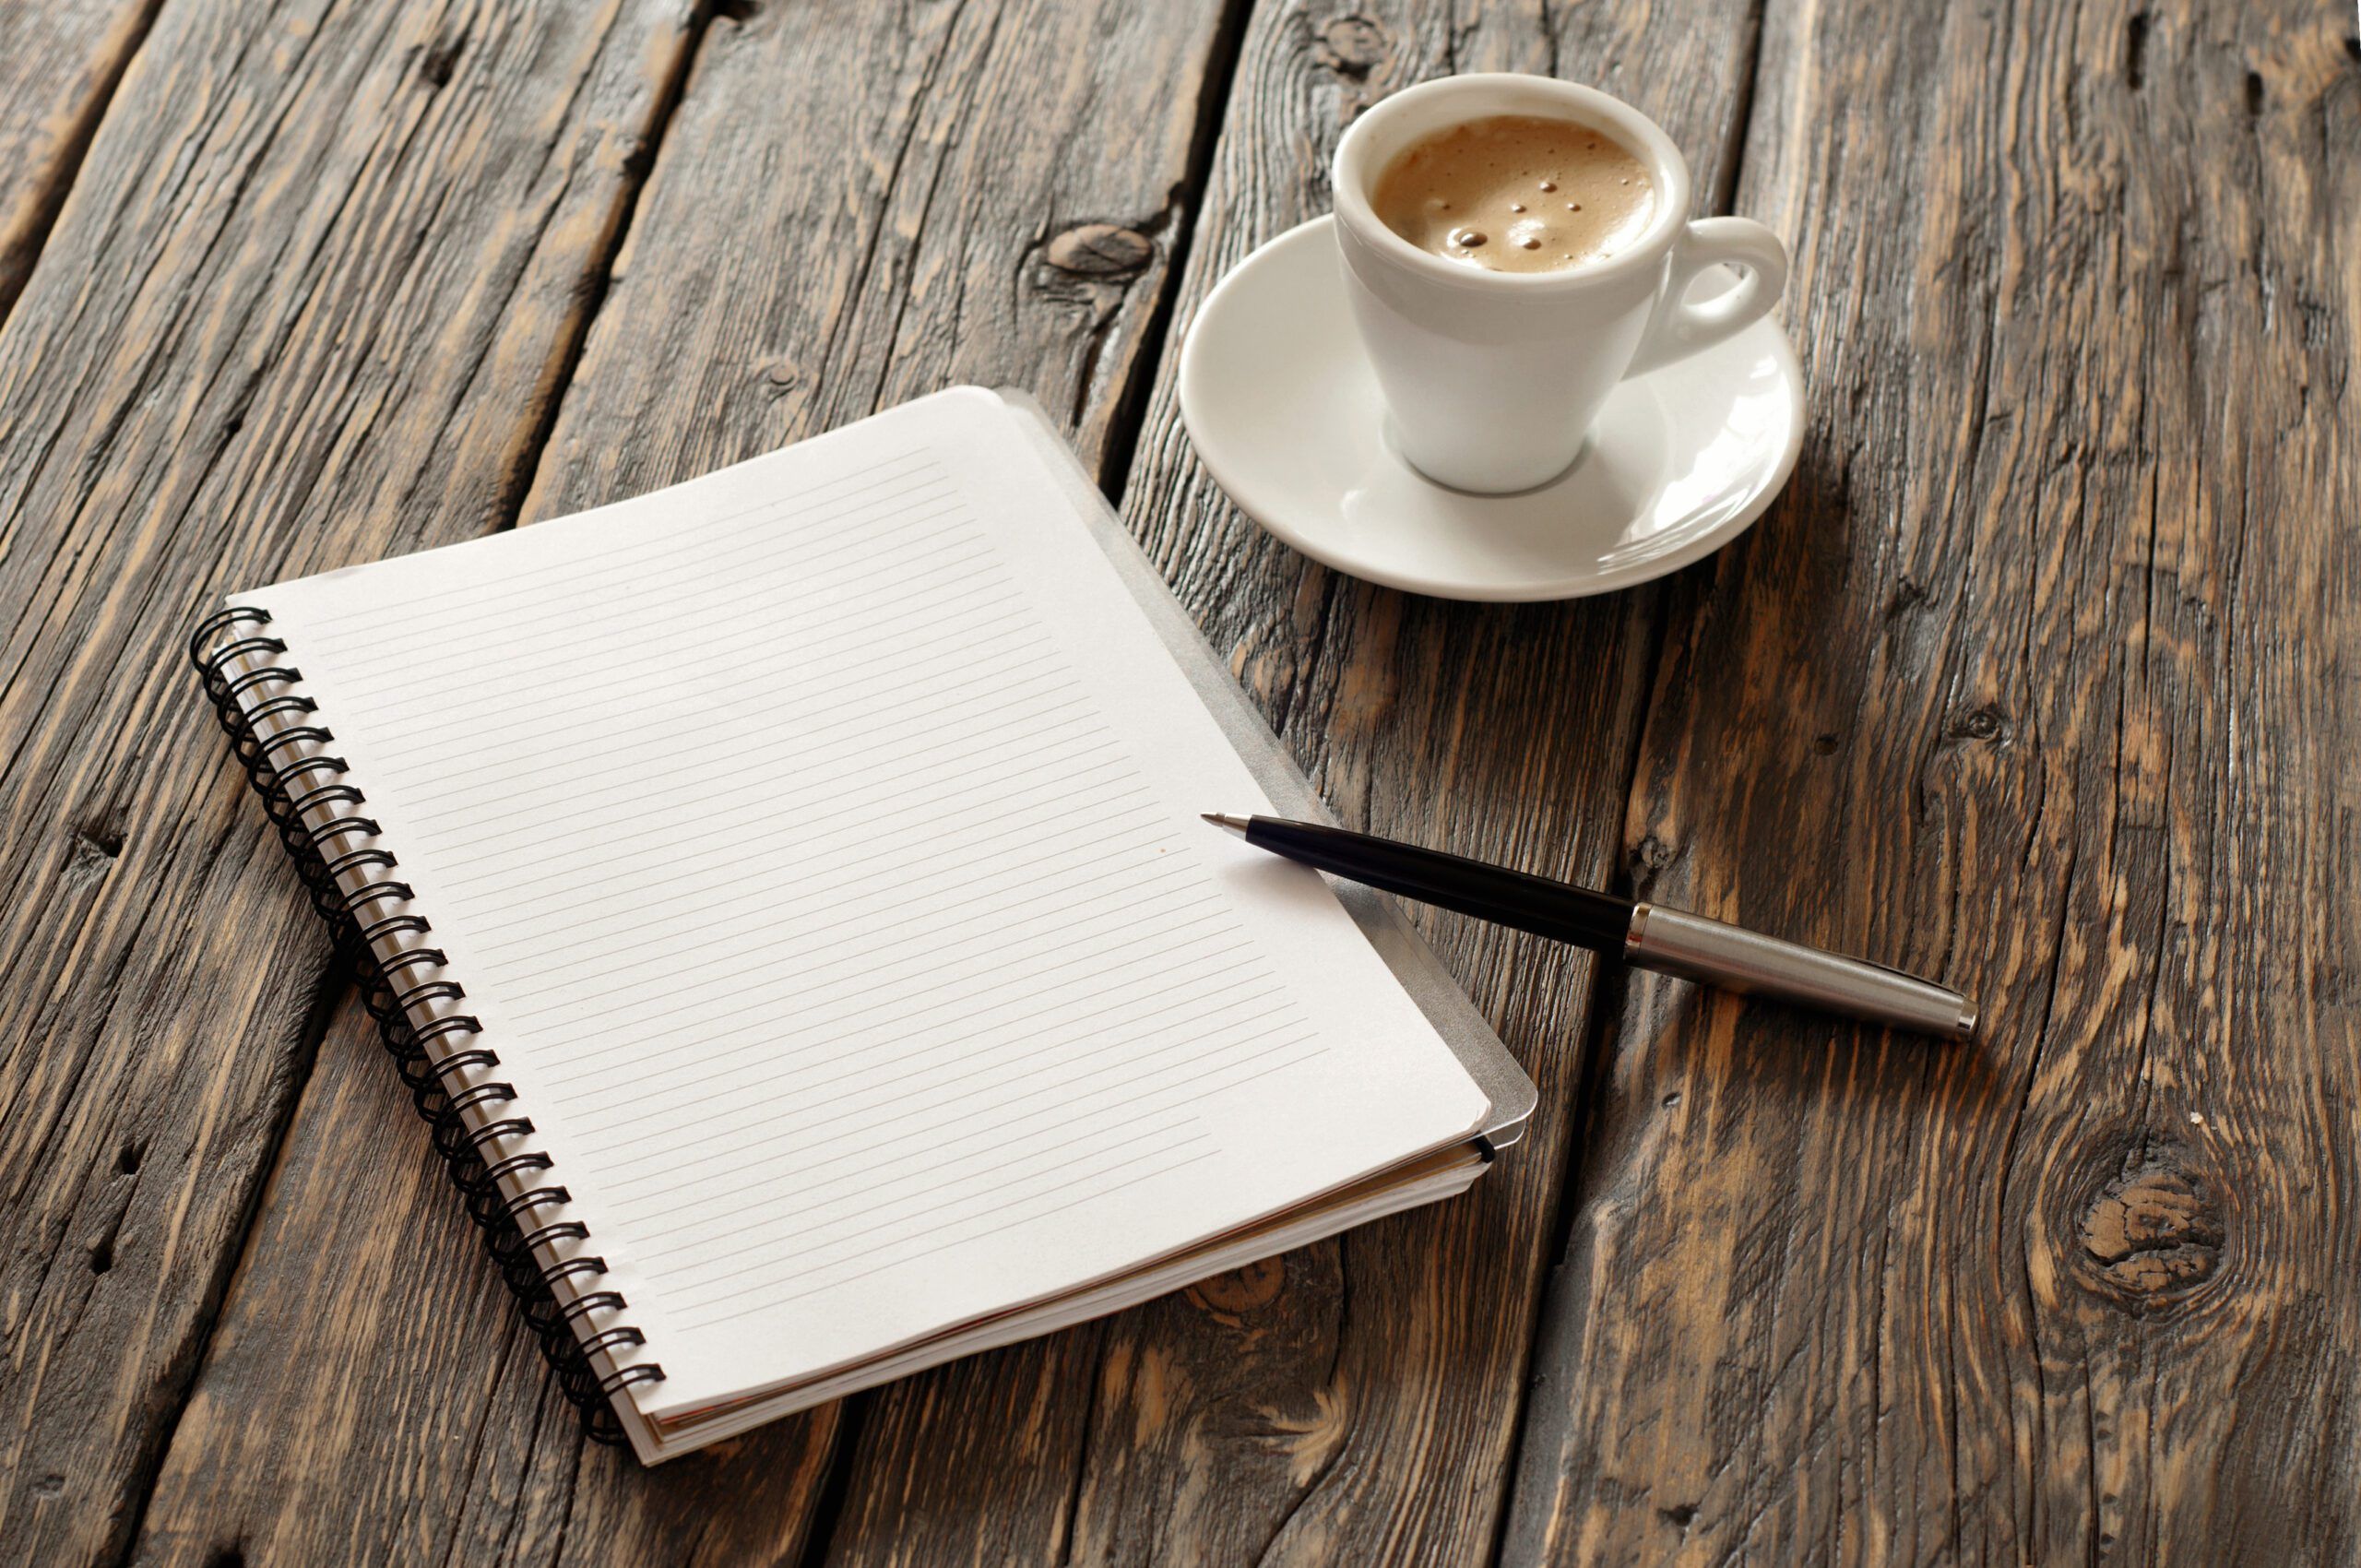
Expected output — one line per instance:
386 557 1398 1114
782 0 1265 1556
0 0 170 332
91 3 733 1557
1479 0 1772 1553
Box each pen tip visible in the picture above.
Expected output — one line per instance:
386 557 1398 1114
1200 813 1252 836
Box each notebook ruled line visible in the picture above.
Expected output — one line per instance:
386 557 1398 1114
391 640 1072 805
490 817 1184 995
651 1106 1203 1278
555 936 1269 1132
365 560 1024 768
608 1018 1311 1231
310 452 939 641
507 890 1231 1043
665 1123 1216 1300
682 1143 1227 1329
341 553 1015 731
323 487 974 675
389 647 1086 831
343 517 1001 737
314 458 951 652
631 1096 1207 1269
428 699 1121 909
500 850 1200 1014
594 997 1307 1205
473 786 1162 970
625 1037 1332 1278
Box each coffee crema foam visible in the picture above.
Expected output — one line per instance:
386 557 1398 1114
1370 114 1658 274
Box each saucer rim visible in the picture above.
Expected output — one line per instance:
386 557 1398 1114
1178 214 1807 604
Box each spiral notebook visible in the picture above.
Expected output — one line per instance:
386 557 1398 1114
191 386 1535 1464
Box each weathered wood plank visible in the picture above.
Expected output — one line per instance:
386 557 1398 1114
1505 0 2361 1561
0 0 162 322
816 3 1767 1563
126 0 1258 1561
0 1 703 1562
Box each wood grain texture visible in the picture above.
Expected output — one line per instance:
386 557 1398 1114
0 0 700 1562
13 0 2353 1556
815 2 1765 1563
0 0 162 323
125 0 1254 1562
1504 0 2361 1562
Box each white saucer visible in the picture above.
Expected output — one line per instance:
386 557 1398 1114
1178 217 1805 602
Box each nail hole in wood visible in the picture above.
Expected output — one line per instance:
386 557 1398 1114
419 35 465 89
73 823 123 859
2245 71 2264 118
1811 732 1839 755
2124 12 2149 89
711 0 758 23
118 1142 143 1176
66 822 124 884
88 1236 113 1275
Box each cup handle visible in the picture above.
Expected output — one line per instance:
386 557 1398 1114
1625 217 1788 377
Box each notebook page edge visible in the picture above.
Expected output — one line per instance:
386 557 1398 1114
639 1144 1489 1459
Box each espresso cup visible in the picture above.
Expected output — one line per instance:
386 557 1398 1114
1333 75 1788 493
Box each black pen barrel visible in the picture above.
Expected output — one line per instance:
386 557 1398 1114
1244 817 1631 952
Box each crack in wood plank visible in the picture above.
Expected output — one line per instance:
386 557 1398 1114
0 0 169 328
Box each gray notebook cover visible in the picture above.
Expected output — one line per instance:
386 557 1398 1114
996 387 1537 1146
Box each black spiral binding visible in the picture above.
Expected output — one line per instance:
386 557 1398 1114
190 605 665 1442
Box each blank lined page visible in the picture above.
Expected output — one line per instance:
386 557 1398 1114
243 388 1490 1415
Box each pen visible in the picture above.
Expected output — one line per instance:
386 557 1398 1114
1201 814 1978 1040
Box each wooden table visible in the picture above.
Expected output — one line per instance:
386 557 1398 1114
4 0 2353 1562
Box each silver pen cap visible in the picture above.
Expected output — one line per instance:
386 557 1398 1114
1625 903 1978 1041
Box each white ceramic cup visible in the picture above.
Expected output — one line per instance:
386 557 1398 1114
1334 75 1789 493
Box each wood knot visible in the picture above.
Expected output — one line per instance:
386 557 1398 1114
1314 16 1389 79
1044 224 1154 278
1186 1256 1285 1322
2071 1147 2224 1311
1946 703 2012 746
